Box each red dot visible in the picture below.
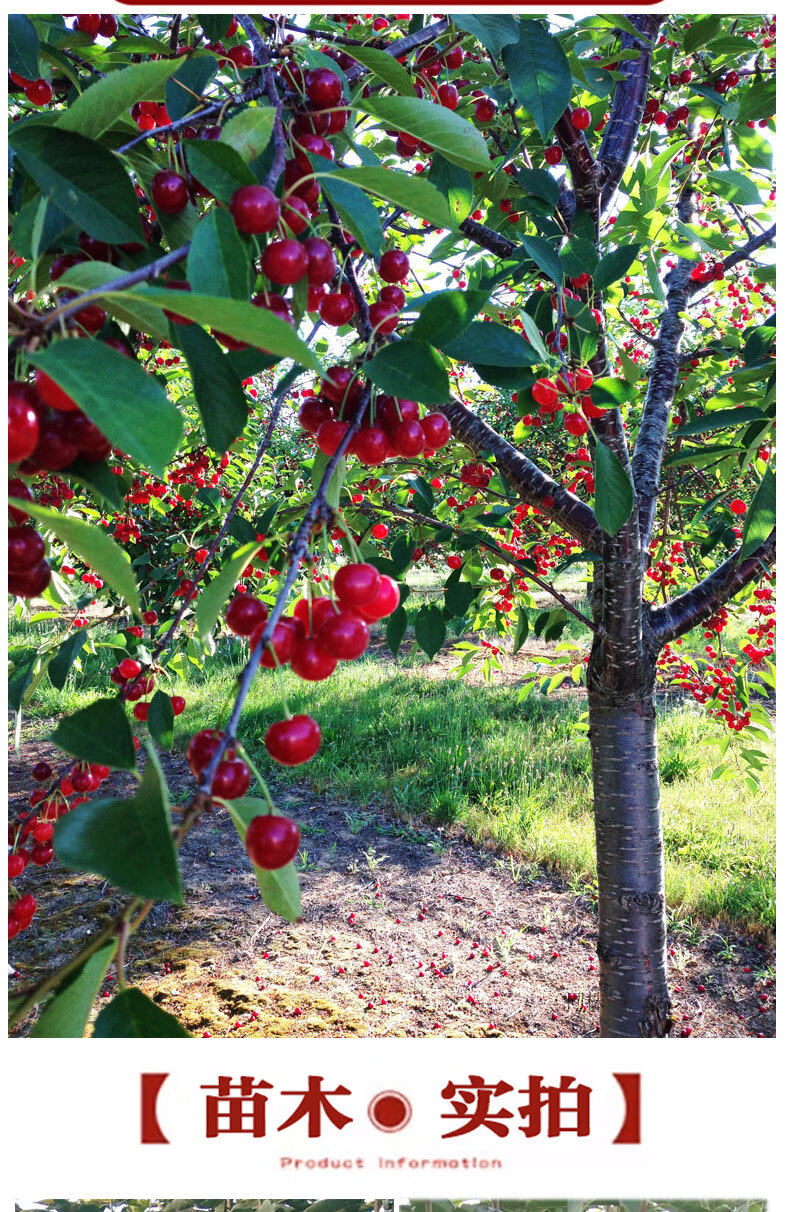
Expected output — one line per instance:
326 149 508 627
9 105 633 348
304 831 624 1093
368 1090 412 1132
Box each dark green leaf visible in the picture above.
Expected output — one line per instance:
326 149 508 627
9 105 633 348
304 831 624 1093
16 499 141 616
740 468 775 561
57 58 180 139
411 289 486 347
593 243 642 289
516 167 560 207
64 456 126 510
92 987 190 1037
441 321 537 367
345 44 416 94
737 77 776 125
187 207 251 299
365 340 450 404
195 541 265 641
454 15 521 56
228 798 302 921
147 689 175 751
386 607 408 656
684 14 722 53
414 603 446 658
502 20 573 140
588 377 637 408
520 234 564 285
52 696 136 770
9 647 39 713
427 153 473 224
165 52 217 122
174 321 249 453
9 125 143 243
184 139 257 204
8 15 41 80
220 105 276 162
356 95 490 172
593 441 634 536
30 941 116 1038
444 578 476 617
512 607 531 654
28 341 183 479
327 165 452 229
319 173 383 258
47 631 86 691
707 170 764 207
200 15 229 41
55 750 182 903
675 406 766 436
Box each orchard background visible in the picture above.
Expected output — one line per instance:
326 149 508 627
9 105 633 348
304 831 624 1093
7 11 775 1038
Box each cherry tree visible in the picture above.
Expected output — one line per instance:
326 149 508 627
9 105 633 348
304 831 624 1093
8 12 775 1038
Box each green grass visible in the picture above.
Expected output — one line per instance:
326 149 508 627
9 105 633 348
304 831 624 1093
20 631 775 931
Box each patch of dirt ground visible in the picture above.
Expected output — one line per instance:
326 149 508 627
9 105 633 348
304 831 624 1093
9 739 775 1038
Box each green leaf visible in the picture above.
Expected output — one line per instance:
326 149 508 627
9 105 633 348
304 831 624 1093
684 14 722 53
441 321 537 367
588 377 637 408
356 94 490 172
364 340 450 404
64 455 127 510
54 260 170 342
220 104 276 162
593 243 642 289
132 287 322 371
312 451 346 511
57 58 180 139
147 689 175 751
28 341 183 479
187 207 250 299
47 631 87 691
385 606 408 655
184 139 257 204
174 322 249 453
52 697 136 771
593 441 634 536
675 406 766 436
502 20 573 140
453 14 521 56
8 14 41 80
737 77 776 125
444 578 476 617
345 44 416 94
92 987 191 1037
414 603 446 658
318 174 383 259
516 167 560 208
9 125 143 244
520 234 564 285
740 468 775 561
30 941 116 1038
427 153 473 224
9 647 39 714
15 500 141 616
411 289 486 347
513 606 531 654
195 541 265 642
518 309 551 362
165 52 217 122
227 798 302 921
707 170 764 207
55 750 183 903
327 165 452 229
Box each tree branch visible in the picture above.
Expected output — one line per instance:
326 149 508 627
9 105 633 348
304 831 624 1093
598 16 664 213
648 529 776 648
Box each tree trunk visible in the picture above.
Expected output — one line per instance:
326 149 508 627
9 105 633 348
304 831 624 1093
588 684 671 1037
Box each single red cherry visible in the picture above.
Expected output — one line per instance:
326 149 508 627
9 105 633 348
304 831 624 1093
420 412 452 450
474 97 496 123
282 195 311 235
298 396 334 434
25 79 53 106
118 657 142 680
151 170 189 213
290 636 338 681
8 383 40 462
245 813 301 869
571 106 592 130
170 695 186 716
186 727 223 776
392 418 426 457
8 853 26 879
334 562 382 607
229 184 280 234
13 893 38 921
226 594 268 637
98 13 118 36
321 365 361 406
76 13 101 37
8 527 45 573
34 368 78 412
265 715 321 766
532 378 558 408
303 236 336 285
545 144 562 165
211 757 251 800
32 761 53 781
261 239 309 285
318 611 370 660
227 44 253 69
133 702 149 722
369 300 400 335
142 610 158 625
30 844 55 866
8 559 52 599
305 67 343 109
437 82 459 110
316 418 349 456
351 426 390 465
253 619 297 668
293 595 335 634
379 249 409 283
320 292 355 327
356 574 400 621
379 285 406 309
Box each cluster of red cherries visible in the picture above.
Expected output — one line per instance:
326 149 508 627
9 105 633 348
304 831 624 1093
522 365 602 437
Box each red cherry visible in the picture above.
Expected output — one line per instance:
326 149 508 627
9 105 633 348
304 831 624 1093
379 249 409 282
356 574 400 620
351 425 390 465
531 378 558 408
571 107 591 130
563 411 588 437
151 170 189 213
320 292 355 327
119 657 142 680
298 396 334 434
76 14 101 37
32 761 52 781
229 184 280 234
32 819 55 843
392 418 426 457
317 611 370 660
369 300 400 335
98 14 118 36
290 636 338 681
379 285 406 309
31 844 55 867
444 45 464 69
170 695 186 716
261 239 309 285
293 595 335 633
474 97 496 123
142 610 158 625
420 412 452 450
25 79 53 106
226 594 268 637
8 527 45 573
572 366 594 392
375 395 419 430
8 383 40 462
316 418 349 456
545 144 562 165
321 365 361 406
227 44 253 69
186 727 223 776
13 893 38 921
334 562 381 606
437 82 459 110
730 498 747 516
64 413 111 461
211 758 251 800
29 415 78 471
34 368 78 412
282 195 311 235
8 853 26 879
8 916 20 941
305 67 343 108
265 715 322 766
303 236 336 285
133 702 149 721
253 619 297 668
8 559 52 599
245 813 301 868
